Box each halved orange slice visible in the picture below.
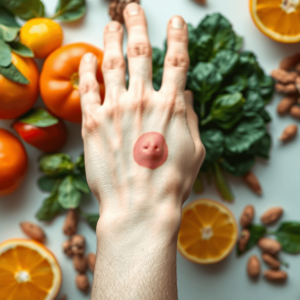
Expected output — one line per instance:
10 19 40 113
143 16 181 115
250 0 300 43
178 199 238 264
0 239 62 300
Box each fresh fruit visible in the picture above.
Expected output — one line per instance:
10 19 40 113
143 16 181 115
0 53 39 120
0 238 62 299
250 0 300 43
0 129 28 196
40 43 105 123
13 110 68 153
177 199 238 264
20 18 63 59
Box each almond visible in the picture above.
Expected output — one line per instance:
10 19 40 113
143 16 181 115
238 229 250 252
279 124 298 141
76 274 90 293
20 222 46 243
264 270 287 281
73 254 88 273
247 255 260 278
277 97 296 114
258 238 281 255
87 253 96 272
262 253 280 270
240 205 255 227
261 207 283 225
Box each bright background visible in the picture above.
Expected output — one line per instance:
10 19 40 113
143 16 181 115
1 0 300 299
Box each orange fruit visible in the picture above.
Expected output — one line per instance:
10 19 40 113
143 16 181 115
177 199 238 264
20 18 63 58
0 239 62 299
0 53 39 119
250 0 300 43
0 129 28 196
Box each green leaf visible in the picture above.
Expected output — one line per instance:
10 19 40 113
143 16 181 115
75 154 85 173
275 222 300 254
212 162 234 202
58 176 82 209
212 28 236 53
82 212 99 231
0 38 11 67
246 132 271 159
187 23 199 67
152 47 164 74
197 13 232 36
19 108 59 127
259 75 275 103
221 154 255 177
237 224 267 256
1 0 45 20
72 175 90 193
238 51 262 77
225 114 266 154
36 192 65 221
38 176 60 192
243 90 265 114
224 75 248 94
9 41 34 57
211 50 239 76
0 5 20 27
0 24 19 41
39 154 74 177
259 108 272 123
194 34 213 62
234 34 243 52
0 62 29 84
54 0 86 22
202 93 245 129
201 128 224 163
152 67 163 91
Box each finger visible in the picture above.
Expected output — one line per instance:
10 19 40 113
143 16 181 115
123 3 152 89
102 21 126 97
79 53 101 113
161 16 189 94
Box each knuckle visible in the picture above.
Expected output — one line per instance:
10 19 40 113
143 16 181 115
102 57 125 71
82 110 100 134
128 42 152 58
79 76 99 95
174 101 187 116
165 53 189 69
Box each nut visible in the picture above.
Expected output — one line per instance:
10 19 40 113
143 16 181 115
290 106 300 119
277 97 296 114
271 69 298 84
240 205 255 227
264 270 287 281
243 172 262 195
279 53 300 70
62 240 73 257
275 83 297 94
63 209 78 236
76 274 90 293
238 229 250 252
59 295 67 300
20 222 46 243
87 253 96 272
71 235 86 255
258 238 281 255
262 253 280 270
194 0 206 5
261 207 283 225
73 254 88 273
279 124 298 141
247 255 260 278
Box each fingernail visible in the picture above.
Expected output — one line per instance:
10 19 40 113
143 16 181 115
108 22 119 32
83 53 93 63
172 17 183 29
128 3 139 15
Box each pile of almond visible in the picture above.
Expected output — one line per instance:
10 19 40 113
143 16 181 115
238 205 288 282
271 53 300 142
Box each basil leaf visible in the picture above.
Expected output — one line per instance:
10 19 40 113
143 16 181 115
9 41 34 57
82 212 99 231
36 192 65 221
58 176 81 209
0 24 19 42
0 38 11 67
0 6 20 27
54 0 86 22
246 133 271 159
1 0 45 20
243 90 265 114
38 176 60 192
225 114 266 154
19 108 58 127
234 34 243 52
39 153 74 177
194 34 213 62
237 224 266 256
275 222 300 254
221 154 255 177
201 128 224 163
72 175 90 193
211 50 239 76
0 62 29 84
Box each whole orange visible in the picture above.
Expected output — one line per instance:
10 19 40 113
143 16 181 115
40 43 105 123
20 18 63 58
0 129 28 196
0 53 39 119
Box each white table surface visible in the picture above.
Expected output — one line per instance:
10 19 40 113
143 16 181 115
1 0 300 299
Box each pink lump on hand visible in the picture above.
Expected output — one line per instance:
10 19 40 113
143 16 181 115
133 132 168 170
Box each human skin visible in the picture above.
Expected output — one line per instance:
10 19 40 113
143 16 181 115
79 3 205 300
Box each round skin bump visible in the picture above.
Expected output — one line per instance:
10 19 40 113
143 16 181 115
133 132 168 169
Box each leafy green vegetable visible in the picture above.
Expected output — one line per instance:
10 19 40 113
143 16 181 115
211 50 239 76
19 108 59 127
0 24 19 41
9 41 34 57
201 128 224 163
0 6 20 27
0 62 29 83
221 154 255 177
39 154 74 177
38 176 60 192
275 222 300 254
72 175 90 193
58 176 81 209
0 38 11 66
194 34 214 62
81 211 99 231
53 0 86 22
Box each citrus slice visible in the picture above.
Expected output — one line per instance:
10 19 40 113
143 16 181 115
177 199 238 264
250 0 300 43
0 239 62 300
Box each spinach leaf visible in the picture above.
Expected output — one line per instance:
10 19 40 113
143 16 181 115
187 24 199 66
58 176 81 209
213 28 236 53
225 114 266 154
234 34 243 52
237 224 267 256
221 154 255 177
223 75 248 93
39 154 74 177
197 13 231 36
243 90 265 114
201 128 224 163
152 47 164 72
153 67 163 91
275 222 300 254
195 34 213 62
258 108 272 123
259 75 275 103
246 133 271 159
211 50 239 76
38 176 60 192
